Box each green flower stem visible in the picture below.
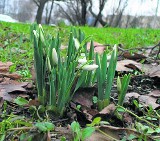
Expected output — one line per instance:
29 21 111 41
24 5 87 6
116 106 158 128
155 110 160 119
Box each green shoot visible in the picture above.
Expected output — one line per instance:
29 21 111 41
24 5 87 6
96 45 118 110
117 74 131 106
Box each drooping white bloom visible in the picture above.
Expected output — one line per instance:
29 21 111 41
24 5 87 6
78 58 87 64
82 64 98 71
52 48 58 65
33 30 38 39
80 53 86 57
39 24 43 29
73 37 80 50
107 55 111 61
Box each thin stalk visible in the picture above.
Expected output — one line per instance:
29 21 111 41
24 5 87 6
116 106 158 128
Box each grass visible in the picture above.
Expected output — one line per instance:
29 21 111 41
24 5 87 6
0 21 160 79
79 26 160 48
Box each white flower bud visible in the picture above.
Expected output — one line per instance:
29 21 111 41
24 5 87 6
73 38 80 50
33 30 38 38
78 58 87 64
80 53 86 57
82 64 98 71
107 55 111 61
52 48 58 65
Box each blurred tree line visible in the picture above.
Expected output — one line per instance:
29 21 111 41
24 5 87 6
33 0 108 26
0 0 160 28
33 0 160 28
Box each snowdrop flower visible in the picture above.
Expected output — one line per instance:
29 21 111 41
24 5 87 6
82 64 98 71
33 30 38 39
107 55 111 61
52 48 58 65
73 37 80 50
39 24 43 29
77 53 87 66
77 58 87 69
78 58 87 64
80 53 86 57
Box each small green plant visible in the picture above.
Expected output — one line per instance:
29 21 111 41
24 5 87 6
117 74 131 106
0 114 32 141
35 121 54 132
71 121 95 141
96 45 117 110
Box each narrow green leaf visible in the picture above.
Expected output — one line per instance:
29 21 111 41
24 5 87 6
96 53 104 100
117 76 122 93
118 74 130 106
105 45 117 104
74 71 87 92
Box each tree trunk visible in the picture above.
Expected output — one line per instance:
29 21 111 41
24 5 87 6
89 0 107 27
93 10 102 26
153 0 159 28
36 0 48 24
81 0 87 25
46 0 54 24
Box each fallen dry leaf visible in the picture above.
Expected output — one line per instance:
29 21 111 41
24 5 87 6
53 127 73 140
72 87 95 108
0 97 4 108
123 113 133 124
147 65 160 78
99 104 116 114
116 59 160 78
0 82 29 103
87 125 154 141
116 59 140 72
0 82 28 93
0 88 13 101
86 130 111 141
139 95 159 109
87 41 106 54
125 91 159 109
0 61 21 80
125 92 140 102
0 73 21 80
28 99 40 106
81 105 99 121
123 52 147 60
0 61 13 73
148 90 160 98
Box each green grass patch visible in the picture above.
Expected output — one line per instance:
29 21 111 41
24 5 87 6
0 21 160 79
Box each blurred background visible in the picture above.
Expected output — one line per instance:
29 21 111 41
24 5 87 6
0 0 160 28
